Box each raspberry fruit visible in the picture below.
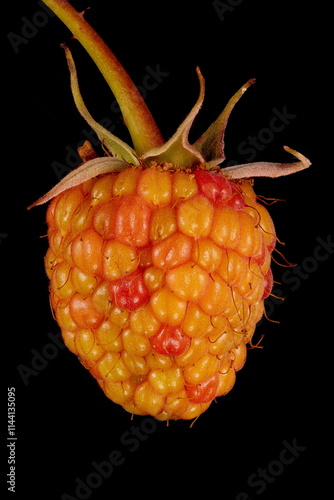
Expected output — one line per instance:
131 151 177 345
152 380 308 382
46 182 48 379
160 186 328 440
30 0 310 421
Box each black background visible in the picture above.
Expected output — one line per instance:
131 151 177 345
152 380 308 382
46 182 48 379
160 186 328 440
3 1 331 499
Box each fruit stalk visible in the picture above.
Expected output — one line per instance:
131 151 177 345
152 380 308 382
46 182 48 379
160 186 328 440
41 0 164 155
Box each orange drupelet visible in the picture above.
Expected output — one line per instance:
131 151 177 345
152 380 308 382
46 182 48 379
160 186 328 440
46 165 275 420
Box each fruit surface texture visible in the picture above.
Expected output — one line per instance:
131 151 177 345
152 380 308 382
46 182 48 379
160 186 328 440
45 165 275 420
32 0 310 421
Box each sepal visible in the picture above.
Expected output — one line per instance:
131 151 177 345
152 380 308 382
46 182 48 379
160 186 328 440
222 146 311 179
28 156 129 208
193 79 256 168
142 68 206 168
63 44 139 164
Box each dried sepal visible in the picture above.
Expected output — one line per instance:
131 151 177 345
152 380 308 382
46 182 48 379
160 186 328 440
28 156 129 208
223 146 311 179
194 78 256 168
142 67 206 168
63 44 139 164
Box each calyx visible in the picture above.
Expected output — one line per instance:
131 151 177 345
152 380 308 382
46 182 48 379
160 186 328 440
30 1 310 209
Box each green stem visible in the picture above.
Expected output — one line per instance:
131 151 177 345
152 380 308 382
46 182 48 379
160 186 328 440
42 0 164 155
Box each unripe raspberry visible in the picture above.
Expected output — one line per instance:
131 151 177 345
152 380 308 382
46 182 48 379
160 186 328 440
30 0 310 422
42 166 281 420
